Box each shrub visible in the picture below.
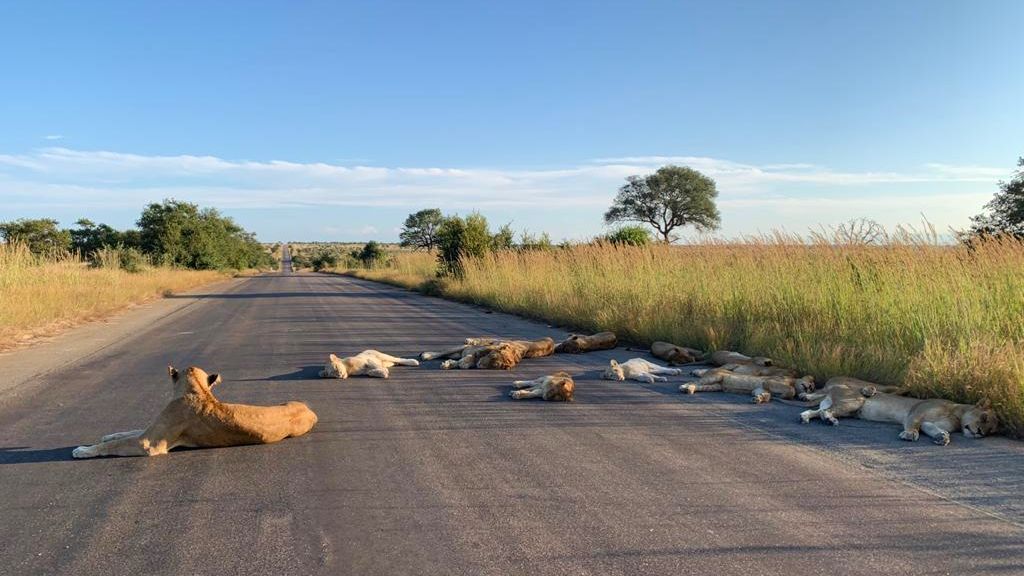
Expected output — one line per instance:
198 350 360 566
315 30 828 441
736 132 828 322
604 225 652 246
436 213 492 276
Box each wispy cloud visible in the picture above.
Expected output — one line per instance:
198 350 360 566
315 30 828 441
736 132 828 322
0 147 1010 236
42 135 64 141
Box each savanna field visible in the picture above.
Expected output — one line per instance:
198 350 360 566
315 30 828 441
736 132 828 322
0 243 228 351
343 237 1024 437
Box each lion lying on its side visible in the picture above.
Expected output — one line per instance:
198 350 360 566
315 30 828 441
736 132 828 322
73 366 317 458
858 391 997 445
509 371 575 401
651 341 705 365
554 332 617 354
710 350 773 367
319 350 419 379
602 358 682 383
421 337 555 370
795 376 902 425
683 367 814 403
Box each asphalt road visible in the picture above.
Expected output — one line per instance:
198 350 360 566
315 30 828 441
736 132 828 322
1 257 1022 575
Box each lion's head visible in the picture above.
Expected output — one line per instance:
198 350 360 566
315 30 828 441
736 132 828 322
319 354 348 379
544 371 575 401
168 365 221 398
602 359 625 381
962 398 998 438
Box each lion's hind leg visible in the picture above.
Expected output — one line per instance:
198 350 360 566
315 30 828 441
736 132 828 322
687 383 723 393
512 377 543 389
375 352 420 367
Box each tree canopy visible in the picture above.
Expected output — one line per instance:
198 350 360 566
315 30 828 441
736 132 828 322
0 218 72 256
399 208 444 251
604 165 721 242
970 157 1024 238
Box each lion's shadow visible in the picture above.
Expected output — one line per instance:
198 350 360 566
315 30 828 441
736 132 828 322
0 446 77 464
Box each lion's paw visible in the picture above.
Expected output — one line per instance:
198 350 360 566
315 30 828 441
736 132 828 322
933 431 951 446
753 392 771 404
72 446 96 459
680 383 697 395
899 430 919 442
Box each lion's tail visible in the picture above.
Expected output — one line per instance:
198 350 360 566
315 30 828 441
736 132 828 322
775 398 819 407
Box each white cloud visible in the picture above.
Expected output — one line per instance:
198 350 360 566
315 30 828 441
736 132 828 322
42 135 64 141
0 147 1011 237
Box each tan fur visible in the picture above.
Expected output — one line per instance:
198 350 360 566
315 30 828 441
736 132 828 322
510 371 575 401
795 376 902 425
710 350 773 367
602 358 682 383
423 337 554 370
857 393 998 446
319 350 419 379
554 331 617 354
682 367 814 403
73 366 318 458
650 341 704 365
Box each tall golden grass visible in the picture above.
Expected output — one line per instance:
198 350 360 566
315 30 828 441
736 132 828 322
348 237 1024 437
0 243 228 350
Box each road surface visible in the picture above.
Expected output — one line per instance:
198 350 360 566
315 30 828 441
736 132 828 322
1 257 1022 575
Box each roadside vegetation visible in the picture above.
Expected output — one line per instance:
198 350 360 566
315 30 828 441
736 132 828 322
0 199 276 349
340 159 1024 437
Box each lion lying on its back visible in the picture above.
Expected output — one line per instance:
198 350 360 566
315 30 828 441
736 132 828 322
73 366 317 458
421 337 555 370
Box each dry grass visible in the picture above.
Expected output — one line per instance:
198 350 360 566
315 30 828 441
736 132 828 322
347 238 1024 437
0 243 229 350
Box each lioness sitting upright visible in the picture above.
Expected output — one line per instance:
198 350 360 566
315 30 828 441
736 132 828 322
73 366 318 458
554 332 617 354
421 337 554 370
651 341 705 365
602 358 682 383
319 350 420 379
682 367 814 403
509 371 575 401
857 393 998 446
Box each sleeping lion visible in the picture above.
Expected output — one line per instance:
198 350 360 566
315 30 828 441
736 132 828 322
509 371 575 401
710 350 773 367
650 341 704 365
421 337 555 370
602 358 682 383
554 332 617 354
319 350 420 379
794 376 902 425
73 366 317 458
682 367 815 403
857 393 998 446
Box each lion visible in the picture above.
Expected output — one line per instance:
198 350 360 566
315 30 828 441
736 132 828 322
710 350 773 367
72 366 318 458
651 341 705 365
554 331 617 354
319 350 419 379
602 358 682 383
790 376 903 425
681 367 815 403
509 371 575 401
422 337 554 370
857 393 998 446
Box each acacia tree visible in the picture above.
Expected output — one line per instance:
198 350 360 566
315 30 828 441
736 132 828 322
399 208 444 250
0 218 72 256
604 165 721 242
970 157 1024 238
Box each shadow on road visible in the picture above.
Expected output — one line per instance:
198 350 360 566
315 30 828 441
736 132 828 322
237 366 324 381
0 446 76 464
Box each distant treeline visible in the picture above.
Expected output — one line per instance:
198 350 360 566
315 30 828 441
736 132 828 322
0 199 275 271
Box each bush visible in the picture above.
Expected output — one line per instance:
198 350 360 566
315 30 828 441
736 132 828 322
436 213 492 276
89 246 148 273
357 241 388 267
604 225 652 246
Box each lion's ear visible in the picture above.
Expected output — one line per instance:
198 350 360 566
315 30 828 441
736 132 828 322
207 373 222 387
329 353 339 361
168 365 179 381
610 359 619 367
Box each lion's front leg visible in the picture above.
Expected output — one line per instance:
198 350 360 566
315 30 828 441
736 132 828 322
99 429 145 443
510 387 543 400
512 377 542 389
73 434 168 458
751 385 772 404
920 422 952 446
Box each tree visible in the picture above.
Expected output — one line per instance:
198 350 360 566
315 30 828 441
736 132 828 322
970 157 1024 238
399 208 444 251
70 218 127 256
604 165 721 243
435 212 492 276
358 241 387 266
0 218 72 256
491 223 515 250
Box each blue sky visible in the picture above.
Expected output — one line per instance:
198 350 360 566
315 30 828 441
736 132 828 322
1 0 1021 242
